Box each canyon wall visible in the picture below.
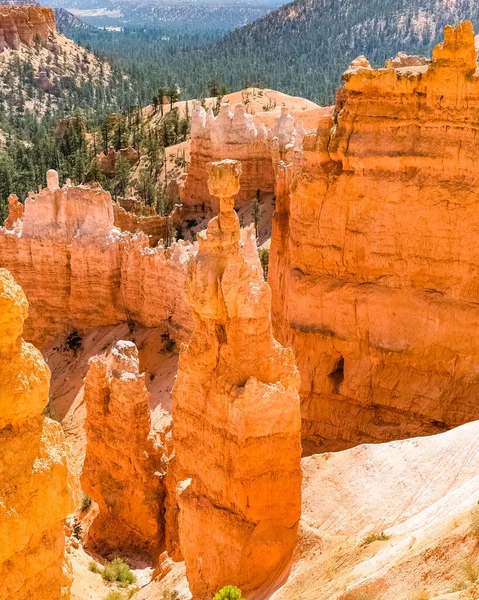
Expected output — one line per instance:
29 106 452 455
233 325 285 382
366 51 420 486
0 171 194 347
171 160 302 599
0 5 55 50
269 21 479 452
180 103 306 211
0 268 74 600
81 340 166 561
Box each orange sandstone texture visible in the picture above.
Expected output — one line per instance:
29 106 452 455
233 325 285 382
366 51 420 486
0 171 194 347
81 340 167 561
0 5 55 49
269 21 479 453
0 268 74 600
170 159 302 599
3 193 23 230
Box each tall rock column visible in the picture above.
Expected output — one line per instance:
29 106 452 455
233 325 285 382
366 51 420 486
81 340 167 561
171 159 302 599
0 268 74 600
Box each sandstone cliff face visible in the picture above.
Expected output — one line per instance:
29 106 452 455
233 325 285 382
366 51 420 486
171 159 302 599
0 268 74 600
0 6 55 50
0 171 194 347
81 340 167 560
180 102 307 211
269 21 479 452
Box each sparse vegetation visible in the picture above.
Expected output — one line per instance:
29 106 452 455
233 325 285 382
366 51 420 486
66 329 82 356
104 592 124 600
88 559 101 573
72 516 82 540
161 591 180 600
361 532 391 546
464 559 479 584
102 558 136 587
213 586 245 600
81 493 92 512
470 504 479 538
259 248 270 280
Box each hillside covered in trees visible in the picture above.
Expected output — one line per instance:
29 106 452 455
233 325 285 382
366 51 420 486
70 0 479 105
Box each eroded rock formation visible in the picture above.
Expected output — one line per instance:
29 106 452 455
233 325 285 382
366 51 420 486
0 6 55 50
269 21 479 452
180 102 306 211
81 340 166 560
3 193 23 230
171 159 302 598
0 171 194 347
0 268 74 600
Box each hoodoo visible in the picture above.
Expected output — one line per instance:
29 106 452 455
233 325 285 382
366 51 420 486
81 340 167 560
0 268 74 600
171 159 302 598
269 21 479 452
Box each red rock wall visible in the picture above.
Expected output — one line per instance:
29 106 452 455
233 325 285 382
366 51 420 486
269 21 479 453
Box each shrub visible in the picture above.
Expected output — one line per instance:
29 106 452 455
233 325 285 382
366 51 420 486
72 516 82 540
259 248 270 280
361 532 390 546
102 558 136 587
470 504 479 538
161 592 179 600
88 559 101 574
213 586 245 600
464 559 479 583
81 493 92 512
105 593 124 600
66 330 82 355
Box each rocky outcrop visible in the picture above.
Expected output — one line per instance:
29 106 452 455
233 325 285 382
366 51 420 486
180 103 306 211
96 147 140 178
0 6 55 49
269 21 479 452
81 340 167 560
3 193 23 230
0 268 74 600
0 171 194 347
170 159 302 598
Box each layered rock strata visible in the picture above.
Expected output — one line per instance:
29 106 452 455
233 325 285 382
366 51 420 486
81 340 166 560
269 21 479 452
0 171 194 347
0 268 74 600
0 6 55 50
171 159 302 598
180 103 306 211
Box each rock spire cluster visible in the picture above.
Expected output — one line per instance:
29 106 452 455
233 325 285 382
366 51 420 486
0 268 74 599
0 5 55 50
171 159 302 598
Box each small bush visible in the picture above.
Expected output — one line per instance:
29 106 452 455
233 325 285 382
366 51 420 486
105 593 124 600
72 516 82 540
470 504 479 538
102 558 136 587
161 592 179 600
81 493 92 513
361 532 390 546
464 559 479 583
213 586 245 600
259 248 270 280
66 330 82 356
88 559 101 574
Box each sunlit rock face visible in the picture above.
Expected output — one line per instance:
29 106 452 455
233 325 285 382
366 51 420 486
0 268 74 600
269 21 479 453
81 340 167 561
0 173 195 348
170 159 302 599
0 5 55 49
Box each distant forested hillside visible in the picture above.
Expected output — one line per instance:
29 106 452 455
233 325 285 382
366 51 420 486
71 0 479 105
